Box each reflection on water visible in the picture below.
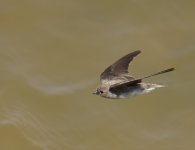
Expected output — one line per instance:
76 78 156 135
0 103 68 150
0 0 195 150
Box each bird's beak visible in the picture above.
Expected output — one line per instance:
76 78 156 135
92 91 98 95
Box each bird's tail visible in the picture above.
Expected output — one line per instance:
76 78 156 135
140 68 175 80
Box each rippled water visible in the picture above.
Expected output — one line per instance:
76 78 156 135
0 0 195 150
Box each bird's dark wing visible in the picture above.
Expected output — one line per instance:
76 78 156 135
109 67 175 93
100 50 141 80
109 78 142 93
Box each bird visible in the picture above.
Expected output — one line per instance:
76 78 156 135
93 50 175 99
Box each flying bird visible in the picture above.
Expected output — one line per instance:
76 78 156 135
93 50 174 99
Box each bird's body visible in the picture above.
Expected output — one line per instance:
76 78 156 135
93 50 174 99
99 81 164 99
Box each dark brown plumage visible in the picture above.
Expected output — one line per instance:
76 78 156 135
100 50 141 80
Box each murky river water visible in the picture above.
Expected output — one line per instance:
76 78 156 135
0 0 195 150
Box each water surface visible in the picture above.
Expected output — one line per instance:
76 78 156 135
0 0 195 150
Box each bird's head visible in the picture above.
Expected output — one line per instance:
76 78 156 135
93 86 107 97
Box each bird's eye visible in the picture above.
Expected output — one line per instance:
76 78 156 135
100 91 103 94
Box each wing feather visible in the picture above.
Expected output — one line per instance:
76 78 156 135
100 50 141 80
